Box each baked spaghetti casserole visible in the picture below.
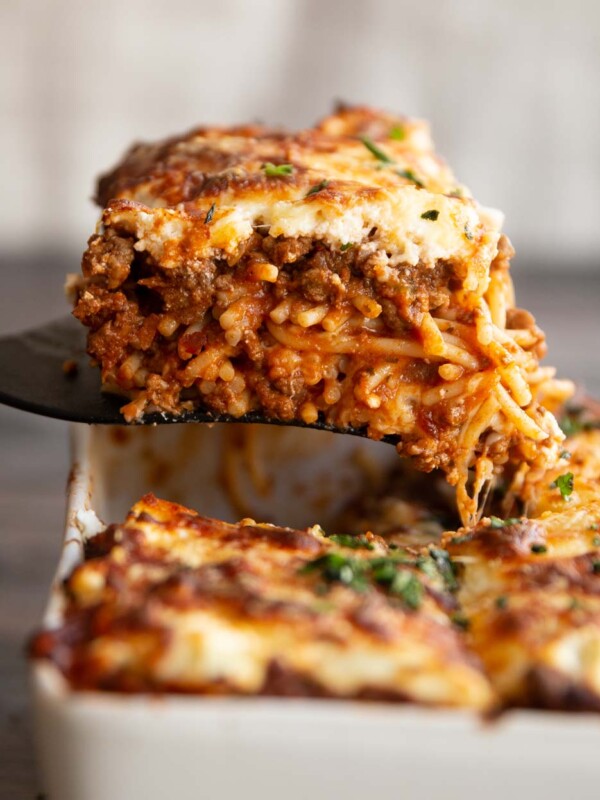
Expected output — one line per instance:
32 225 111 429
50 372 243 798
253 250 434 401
30 418 600 711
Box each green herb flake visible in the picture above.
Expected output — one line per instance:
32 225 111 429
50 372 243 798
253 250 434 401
450 533 472 545
428 547 459 592
464 224 474 241
559 407 600 437
559 450 571 460
204 203 216 224
593 535 600 547
389 570 423 610
452 613 470 631
530 543 548 555
359 135 395 164
306 180 330 197
592 561 600 575
415 556 438 581
300 553 369 592
389 125 406 141
301 553 425 610
395 168 424 188
263 162 294 177
370 558 400 585
569 597 583 611
340 242 354 252
301 554 364 593
495 595 508 610
328 533 374 551
421 209 439 221
560 415 582 437
550 471 574 501
489 516 521 529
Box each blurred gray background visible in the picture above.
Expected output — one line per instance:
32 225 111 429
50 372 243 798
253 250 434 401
0 2 599 796
2 0 600 265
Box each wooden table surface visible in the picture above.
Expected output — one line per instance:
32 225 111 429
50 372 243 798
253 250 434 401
1 254 599 798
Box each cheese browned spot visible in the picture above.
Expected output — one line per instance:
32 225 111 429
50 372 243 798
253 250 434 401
30 494 493 708
71 105 571 525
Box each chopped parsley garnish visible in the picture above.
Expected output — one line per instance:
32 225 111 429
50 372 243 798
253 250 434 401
530 543 548 555
428 547 459 592
593 535 600 547
592 561 600 575
550 471 574 501
263 162 294 177
389 571 423 609
370 558 424 607
464 224 474 241
415 556 438 581
451 613 470 631
306 180 330 197
451 533 472 545
340 242 354 251
328 534 374 550
204 203 216 224
488 516 521 529
560 415 582 437
359 135 395 164
369 557 406 584
495 595 508 610
559 450 571 460
389 125 406 141
421 209 439 221
300 553 425 610
395 168 424 187
448 187 464 198
300 553 368 592
358 134 425 187
559 406 600 437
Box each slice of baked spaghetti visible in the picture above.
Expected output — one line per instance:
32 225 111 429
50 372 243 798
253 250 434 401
70 106 571 523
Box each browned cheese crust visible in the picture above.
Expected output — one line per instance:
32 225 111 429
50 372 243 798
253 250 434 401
30 494 492 707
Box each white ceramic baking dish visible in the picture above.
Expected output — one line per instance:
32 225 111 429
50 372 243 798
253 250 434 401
31 423 600 800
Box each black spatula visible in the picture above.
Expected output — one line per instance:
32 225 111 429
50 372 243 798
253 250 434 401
0 316 399 442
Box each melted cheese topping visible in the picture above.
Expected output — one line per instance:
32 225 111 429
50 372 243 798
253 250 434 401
34 494 493 708
97 106 502 299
